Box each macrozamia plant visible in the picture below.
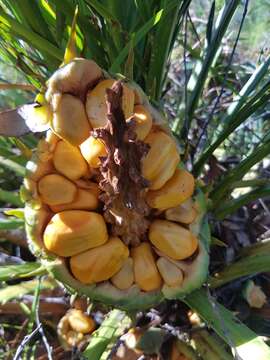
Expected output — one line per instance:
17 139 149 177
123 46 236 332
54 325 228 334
0 1 269 359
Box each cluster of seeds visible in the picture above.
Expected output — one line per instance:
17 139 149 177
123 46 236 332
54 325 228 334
58 309 95 348
24 58 200 294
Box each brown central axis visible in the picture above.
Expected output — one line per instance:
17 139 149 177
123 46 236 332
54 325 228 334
92 81 151 246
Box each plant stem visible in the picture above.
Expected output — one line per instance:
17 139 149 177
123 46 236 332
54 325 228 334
83 309 129 360
184 289 270 360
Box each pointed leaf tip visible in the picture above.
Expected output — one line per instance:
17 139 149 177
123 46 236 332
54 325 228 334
63 5 79 65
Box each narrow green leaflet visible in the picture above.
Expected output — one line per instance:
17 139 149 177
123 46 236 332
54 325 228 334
85 0 120 23
0 156 25 176
175 0 241 137
239 239 270 257
210 240 270 288
0 9 63 61
9 0 56 44
109 0 183 73
192 329 233 360
227 56 270 115
214 186 270 219
0 278 55 304
209 254 270 288
232 178 269 188
210 141 270 205
110 9 164 73
83 309 130 360
184 289 270 360
193 60 270 175
0 217 24 230
0 188 23 207
145 0 185 100
0 262 46 281
4 208 24 219
63 5 79 64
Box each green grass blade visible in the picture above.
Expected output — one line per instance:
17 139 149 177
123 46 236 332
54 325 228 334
11 0 56 44
53 0 105 64
28 277 41 331
0 188 23 207
0 217 24 230
231 178 269 188
124 40 134 80
239 239 270 258
209 252 270 288
175 0 241 137
134 0 155 23
85 0 120 23
210 140 270 205
0 8 63 61
0 156 25 176
214 186 270 219
184 289 270 360
110 0 180 73
192 329 233 360
0 262 46 281
55 4 66 45
38 0 57 28
227 56 270 115
108 0 139 31
206 1 215 45
145 0 186 100
0 278 55 304
193 78 270 175
0 0 27 25
83 309 130 360
4 208 24 219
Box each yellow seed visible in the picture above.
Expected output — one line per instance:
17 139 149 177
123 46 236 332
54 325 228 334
38 174 77 206
165 199 197 224
57 314 70 337
70 237 129 284
151 148 179 190
23 178 37 197
45 130 59 152
46 58 102 101
131 243 162 291
26 158 54 182
127 105 152 140
44 210 108 257
133 87 144 105
146 169 195 210
111 258 134 290
52 94 90 146
50 187 99 212
80 136 107 168
149 220 198 260
74 180 100 195
142 131 180 190
36 138 55 162
86 79 135 128
30 101 52 129
25 206 52 250
66 330 84 347
68 309 95 334
53 140 88 180
156 257 183 287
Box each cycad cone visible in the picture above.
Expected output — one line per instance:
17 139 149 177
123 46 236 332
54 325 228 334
22 57 210 311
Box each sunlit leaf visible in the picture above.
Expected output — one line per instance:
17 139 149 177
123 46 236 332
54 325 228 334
185 289 270 360
0 262 46 281
0 278 55 304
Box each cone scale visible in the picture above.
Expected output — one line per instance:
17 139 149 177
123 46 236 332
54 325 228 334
22 58 210 310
